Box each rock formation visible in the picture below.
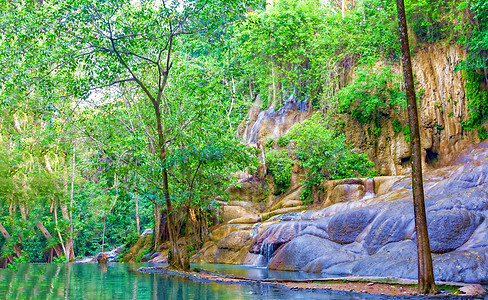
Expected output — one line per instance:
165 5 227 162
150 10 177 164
194 141 488 283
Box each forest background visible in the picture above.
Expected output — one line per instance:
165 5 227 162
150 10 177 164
0 0 486 266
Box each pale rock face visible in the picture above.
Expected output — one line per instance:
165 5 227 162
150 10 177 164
238 95 310 147
344 44 480 175
238 44 483 176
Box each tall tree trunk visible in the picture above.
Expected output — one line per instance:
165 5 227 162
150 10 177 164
68 143 76 261
101 173 118 253
54 204 68 259
154 96 184 269
153 202 162 250
396 0 438 294
135 191 141 236
101 215 106 253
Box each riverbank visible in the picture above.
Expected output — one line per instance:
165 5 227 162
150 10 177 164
139 266 486 298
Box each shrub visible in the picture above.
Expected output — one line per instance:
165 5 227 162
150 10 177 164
392 119 402 133
336 66 406 124
283 114 375 203
462 69 488 130
266 149 293 195
277 136 290 147
479 127 488 141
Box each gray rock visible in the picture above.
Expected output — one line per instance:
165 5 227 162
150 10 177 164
427 186 488 212
459 284 487 296
427 210 484 253
323 240 418 279
303 251 360 273
268 235 341 271
364 207 415 254
249 221 314 254
432 247 488 283
326 208 377 244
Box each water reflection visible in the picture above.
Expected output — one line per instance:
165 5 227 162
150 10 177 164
194 263 329 281
0 263 358 299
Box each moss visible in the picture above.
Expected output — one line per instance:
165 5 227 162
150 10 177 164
122 233 153 262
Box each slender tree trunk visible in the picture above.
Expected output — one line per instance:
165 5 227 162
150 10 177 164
68 143 76 261
271 65 277 105
153 202 162 250
101 174 118 253
135 191 141 236
54 204 68 259
154 97 184 269
396 0 438 294
341 0 346 19
101 215 106 253
36 222 64 257
0 223 21 257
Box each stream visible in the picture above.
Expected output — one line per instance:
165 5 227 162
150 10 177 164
0 263 369 299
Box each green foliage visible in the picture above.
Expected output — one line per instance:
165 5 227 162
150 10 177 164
52 255 68 263
479 127 488 141
235 0 401 109
277 136 290 147
460 0 488 70
403 125 412 143
266 149 293 195
283 114 375 203
462 69 488 130
406 0 470 43
6 251 30 270
265 138 274 150
392 119 403 133
337 66 406 124
134 248 151 263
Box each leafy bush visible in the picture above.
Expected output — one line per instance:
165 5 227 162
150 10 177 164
392 119 402 133
266 149 293 195
403 125 411 143
277 136 290 147
283 114 375 203
265 138 274 150
462 69 488 130
336 66 406 124
479 127 488 141
406 0 469 43
235 0 400 109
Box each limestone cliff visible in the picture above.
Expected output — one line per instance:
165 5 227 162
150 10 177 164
238 43 487 176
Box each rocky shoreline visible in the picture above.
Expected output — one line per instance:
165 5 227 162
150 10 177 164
138 266 486 298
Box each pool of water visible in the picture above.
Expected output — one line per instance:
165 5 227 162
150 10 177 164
194 263 330 281
0 263 365 299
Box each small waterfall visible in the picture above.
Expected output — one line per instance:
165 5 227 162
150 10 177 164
361 178 376 200
243 253 266 266
259 241 278 265
251 222 262 238
247 103 275 144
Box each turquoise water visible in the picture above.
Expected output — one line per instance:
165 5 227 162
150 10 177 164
193 263 329 281
0 263 364 299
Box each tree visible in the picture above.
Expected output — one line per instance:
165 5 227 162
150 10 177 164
11 0 257 270
395 0 438 294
